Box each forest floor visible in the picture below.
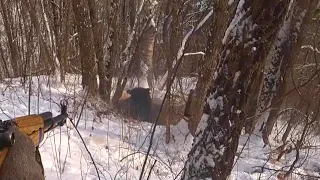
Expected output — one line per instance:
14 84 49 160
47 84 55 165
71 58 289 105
0 75 319 180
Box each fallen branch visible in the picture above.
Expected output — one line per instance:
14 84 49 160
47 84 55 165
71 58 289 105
253 166 320 179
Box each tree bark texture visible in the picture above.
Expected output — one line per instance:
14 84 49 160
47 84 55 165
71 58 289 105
22 0 55 74
72 0 97 95
130 19 156 88
257 0 319 145
244 71 263 133
182 1 290 179
0 0 20 77
186 0 233 136
87 0 108 100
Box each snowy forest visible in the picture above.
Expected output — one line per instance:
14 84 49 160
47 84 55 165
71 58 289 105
0 0 319 180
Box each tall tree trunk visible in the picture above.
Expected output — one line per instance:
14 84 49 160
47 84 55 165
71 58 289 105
244 71 263 133
106 1 118 103
87 0 108 100
0 0 20 77
138 19 156 89
163 0 180 143
22 0 55 75
257 0 318 145
281 100 304 142
0 42 11 78
60 0 71 81
186 1 234 135
72 0 97 95
182 1 289 179
19 0 33 82
111 0 146 104
51 0 65 82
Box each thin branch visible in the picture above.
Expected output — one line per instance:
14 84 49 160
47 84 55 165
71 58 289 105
184 52 206 56
301 45 320 54
69 119 101 180
253 166 320 179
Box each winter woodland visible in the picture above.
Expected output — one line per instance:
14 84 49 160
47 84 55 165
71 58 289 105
0 0 319 179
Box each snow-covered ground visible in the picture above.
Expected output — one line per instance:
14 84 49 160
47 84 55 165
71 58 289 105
0 75 319 180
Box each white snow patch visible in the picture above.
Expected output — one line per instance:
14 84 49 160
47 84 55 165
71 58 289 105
207 93 217 110
301 45 320 54
216 96 224 110
233 71 241 87
195 113 210 135
184 52 206 56
223 0 250 44
149 18 156 27
252 46 257 51
138 61 149 88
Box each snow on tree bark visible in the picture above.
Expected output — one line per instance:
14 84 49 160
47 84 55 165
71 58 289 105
187 0 233 135
256 0 319 145
135 19 157 89
181 0 290 179
111 0 147 103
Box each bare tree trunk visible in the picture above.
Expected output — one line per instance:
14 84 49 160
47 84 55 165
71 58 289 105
0 42 11 78
106 1 118 102
19 0 33 82
182 0 289 179
60 0 71 81
0 0 20 77
281 100 304 142
258 0 318 145
244 71 263 133
138 19 156 88
111 0 146 104
51 0 65 82
186 1 233 135
22 0 55 74
163 0 180 144
72 0 97 95
87 0 108 100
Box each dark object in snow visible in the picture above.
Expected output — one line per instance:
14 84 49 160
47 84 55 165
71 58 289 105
114 87 152 123
114 87 183 125
127 87 152 122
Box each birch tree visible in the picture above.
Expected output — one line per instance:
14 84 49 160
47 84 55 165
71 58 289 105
256 0 318 145
181 0 290 179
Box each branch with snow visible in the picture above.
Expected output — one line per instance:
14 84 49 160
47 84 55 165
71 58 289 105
158 9 213 89
301 45 320 54
222 0 246 44
184 52 206 56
